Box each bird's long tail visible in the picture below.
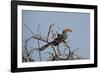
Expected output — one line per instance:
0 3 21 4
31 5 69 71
39 42 53 51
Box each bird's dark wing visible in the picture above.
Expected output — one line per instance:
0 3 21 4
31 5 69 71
39 42 53 51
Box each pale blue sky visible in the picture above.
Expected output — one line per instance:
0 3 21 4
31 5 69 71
22 10 90 61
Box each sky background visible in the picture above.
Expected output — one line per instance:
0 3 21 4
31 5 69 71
22 10 90 61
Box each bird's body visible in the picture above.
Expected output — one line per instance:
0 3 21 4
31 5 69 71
39 28 72 51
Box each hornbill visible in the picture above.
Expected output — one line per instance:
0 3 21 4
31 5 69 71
39 28 73 51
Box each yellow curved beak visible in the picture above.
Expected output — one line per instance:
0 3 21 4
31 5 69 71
64 28 73 32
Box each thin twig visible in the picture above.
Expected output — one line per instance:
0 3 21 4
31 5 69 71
63 41 71 60
37 24 41 61
47 23 55 42
24 40 33 61
24 24 33 34
51 44 59 60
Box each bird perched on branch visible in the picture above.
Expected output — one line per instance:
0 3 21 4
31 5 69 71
39 28 73 51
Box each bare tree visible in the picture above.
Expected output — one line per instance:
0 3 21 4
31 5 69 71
22 23 82 62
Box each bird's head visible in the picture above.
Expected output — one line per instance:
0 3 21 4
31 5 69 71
63 28 73 33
